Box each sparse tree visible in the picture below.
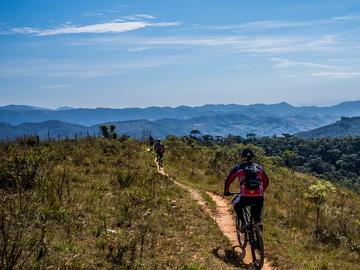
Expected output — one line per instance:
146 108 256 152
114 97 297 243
100 125 117 139
305 180 335 233
246 133 256 141
110 124 117 139
100 125 110 138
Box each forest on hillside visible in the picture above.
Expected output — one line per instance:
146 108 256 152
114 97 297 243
186 131 360 193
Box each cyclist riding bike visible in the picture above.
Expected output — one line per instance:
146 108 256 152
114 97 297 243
154 139 165 166
224 148 269 232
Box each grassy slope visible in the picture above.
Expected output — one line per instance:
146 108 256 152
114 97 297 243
0 139 240 269
163 138 360 270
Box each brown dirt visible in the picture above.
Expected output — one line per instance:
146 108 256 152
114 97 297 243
156 161 274 269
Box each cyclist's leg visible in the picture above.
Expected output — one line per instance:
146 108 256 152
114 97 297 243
250 197 264 231
234 196 243 221
234 196 250 231
252 197 264 223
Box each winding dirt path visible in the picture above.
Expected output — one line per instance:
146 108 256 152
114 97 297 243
156 161 273 269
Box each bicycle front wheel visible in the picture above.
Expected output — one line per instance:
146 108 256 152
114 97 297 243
251 226 264 269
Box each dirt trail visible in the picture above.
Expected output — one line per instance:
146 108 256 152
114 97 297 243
156 162 273 269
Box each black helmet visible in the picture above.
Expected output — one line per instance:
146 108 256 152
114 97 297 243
241 148 254 161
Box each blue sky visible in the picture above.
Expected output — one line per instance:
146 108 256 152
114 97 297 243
1 0 360 108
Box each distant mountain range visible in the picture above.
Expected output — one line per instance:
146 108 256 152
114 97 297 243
1 101 360 126
0 101 359 140
296 116 360 138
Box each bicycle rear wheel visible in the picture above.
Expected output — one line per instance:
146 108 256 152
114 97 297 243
235 215 247 249
251 226 264 269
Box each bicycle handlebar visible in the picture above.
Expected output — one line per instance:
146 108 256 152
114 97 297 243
226 192 240 196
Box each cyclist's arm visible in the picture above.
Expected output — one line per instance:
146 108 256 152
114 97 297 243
261 170 270 191
224 166 240 194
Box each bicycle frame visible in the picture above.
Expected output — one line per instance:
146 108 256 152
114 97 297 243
230 193 264 269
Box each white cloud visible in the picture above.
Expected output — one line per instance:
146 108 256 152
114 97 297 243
102 35 339 55
311 71 360 79
237 19 329 30
127 46 152 52
40 84 68 89
81 11 104 17
332 15 360 21
12 27 42 34
11 21 180 36
271 57 335 69
200 15 360 31
123 14 156 20
135 14 156 19
0 56 190 79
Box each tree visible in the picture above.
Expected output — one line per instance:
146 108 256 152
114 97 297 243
189 130 202 139
246 133 256 141
100 125 110 139
282 149 296 168
110 124 118 139
305 180 335 233
100 125 117 139
282 133 292 138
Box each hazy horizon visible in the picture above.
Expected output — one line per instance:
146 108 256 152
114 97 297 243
1 98 359 111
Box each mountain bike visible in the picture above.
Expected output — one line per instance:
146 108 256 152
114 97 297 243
230 193 264 269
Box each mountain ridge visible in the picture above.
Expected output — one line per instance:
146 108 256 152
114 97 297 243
296 116 360 138
0 113 339 140
1 100 359 140
1 100 359 126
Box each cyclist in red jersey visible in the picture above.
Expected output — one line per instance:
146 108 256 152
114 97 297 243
224 148 269 231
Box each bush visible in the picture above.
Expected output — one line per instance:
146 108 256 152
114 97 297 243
0 148 47 189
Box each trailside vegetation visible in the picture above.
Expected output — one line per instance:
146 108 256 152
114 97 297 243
0 138 237 269
182 133 360 193
1 134 359 269
164 136 360 270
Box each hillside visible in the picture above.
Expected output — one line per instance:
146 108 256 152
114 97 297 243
0 120 91 140
163 138 360 269
0 138 238 269
0 113 335 140
0 137 359 269
297 116 360 138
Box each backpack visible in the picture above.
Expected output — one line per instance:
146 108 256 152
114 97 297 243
157 144 164 153
243 164 261 191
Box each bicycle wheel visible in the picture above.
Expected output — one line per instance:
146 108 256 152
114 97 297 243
250 226 264 269
235 215 247 249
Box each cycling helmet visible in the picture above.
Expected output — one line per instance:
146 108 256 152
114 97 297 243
241 148 254 161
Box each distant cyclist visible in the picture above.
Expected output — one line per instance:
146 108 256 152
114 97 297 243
224 148 269 232
149 135 155 150
154 140 165 167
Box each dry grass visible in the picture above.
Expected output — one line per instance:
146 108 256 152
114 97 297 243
0 138 243 269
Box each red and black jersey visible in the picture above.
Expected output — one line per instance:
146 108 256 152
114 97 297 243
224 162 269 197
